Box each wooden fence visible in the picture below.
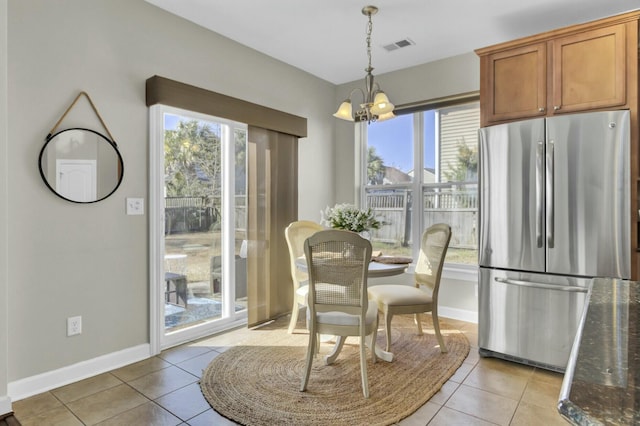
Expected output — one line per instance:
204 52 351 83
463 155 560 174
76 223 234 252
365 182 477 249
366 189 411 245
165 196 247 234
165 186 477 249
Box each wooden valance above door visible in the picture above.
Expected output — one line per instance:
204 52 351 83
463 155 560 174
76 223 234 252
145 75 307 138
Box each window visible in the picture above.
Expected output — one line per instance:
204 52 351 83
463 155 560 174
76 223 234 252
363 100 479 266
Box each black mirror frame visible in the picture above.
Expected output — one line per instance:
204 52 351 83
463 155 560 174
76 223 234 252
38 127 125 204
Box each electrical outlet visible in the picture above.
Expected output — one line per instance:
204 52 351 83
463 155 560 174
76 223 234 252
126 197 144 215
67 316 82 336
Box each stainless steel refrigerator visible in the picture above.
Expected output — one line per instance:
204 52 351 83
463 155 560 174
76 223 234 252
478 109 630 371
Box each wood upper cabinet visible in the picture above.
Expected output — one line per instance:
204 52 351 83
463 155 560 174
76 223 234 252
477 13 637 127
481 43 547 123
551 24 626 115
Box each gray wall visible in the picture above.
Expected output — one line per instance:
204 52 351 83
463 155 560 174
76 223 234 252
6 0 335 384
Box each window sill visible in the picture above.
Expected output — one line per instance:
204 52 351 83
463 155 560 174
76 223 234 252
442 264 477 282
402 263 477 282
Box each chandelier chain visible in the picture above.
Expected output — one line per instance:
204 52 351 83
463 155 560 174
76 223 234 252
365 13 373 72
333 5 394 124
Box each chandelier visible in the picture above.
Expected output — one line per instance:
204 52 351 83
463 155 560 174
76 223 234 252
333 5 395 124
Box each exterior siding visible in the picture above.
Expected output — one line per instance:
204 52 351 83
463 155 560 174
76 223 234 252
439 104 480 181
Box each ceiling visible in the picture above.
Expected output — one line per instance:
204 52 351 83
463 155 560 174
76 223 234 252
145 0 640 85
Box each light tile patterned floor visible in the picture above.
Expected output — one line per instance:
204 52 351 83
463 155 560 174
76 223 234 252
12 317 568 425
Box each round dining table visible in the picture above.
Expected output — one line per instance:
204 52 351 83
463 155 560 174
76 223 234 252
295 256 409 278
295 256 410 362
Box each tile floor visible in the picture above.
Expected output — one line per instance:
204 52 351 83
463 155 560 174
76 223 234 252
11 317 568 425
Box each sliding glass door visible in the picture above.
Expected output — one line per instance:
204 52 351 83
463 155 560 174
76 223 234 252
150 105 247 349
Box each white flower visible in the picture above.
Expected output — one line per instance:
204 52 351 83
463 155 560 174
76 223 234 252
320 203 380 233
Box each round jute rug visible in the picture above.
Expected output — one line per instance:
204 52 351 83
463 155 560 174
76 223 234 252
200 314 470 426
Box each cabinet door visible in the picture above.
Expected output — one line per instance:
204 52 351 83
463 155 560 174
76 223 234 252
483 43 546 124
551 24 626 114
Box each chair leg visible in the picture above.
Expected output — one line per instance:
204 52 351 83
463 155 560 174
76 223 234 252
432 309 448 353
300 330 316 392
384 309 393 352
370 315 378 364
288 300 300 334
324 336 346 365
359 334 369 398
414 313 424 335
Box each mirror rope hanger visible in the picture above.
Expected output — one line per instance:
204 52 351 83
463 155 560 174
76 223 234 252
46 91 117 145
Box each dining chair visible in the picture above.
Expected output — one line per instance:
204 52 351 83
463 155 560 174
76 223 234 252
300 229 377 398
368 223 452 353
284 220 324 333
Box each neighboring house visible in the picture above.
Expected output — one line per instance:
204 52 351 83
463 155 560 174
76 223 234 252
439 105 480 182
382 166 411 185
407 167 436 183
402 105 480 185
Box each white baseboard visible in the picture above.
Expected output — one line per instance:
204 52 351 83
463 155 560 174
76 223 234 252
440 306 478 324
0 395 11 416
8 344 151 402
5 308 476 403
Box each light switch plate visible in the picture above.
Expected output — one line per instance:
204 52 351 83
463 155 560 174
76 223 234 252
126 198 144 215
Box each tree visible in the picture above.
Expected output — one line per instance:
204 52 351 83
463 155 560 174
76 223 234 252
164 120 222 197
367 146 385 184
443 138 478 182
234 130 247 195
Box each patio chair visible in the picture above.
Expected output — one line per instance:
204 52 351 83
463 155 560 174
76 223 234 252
368 223 452 353
284 220 324 333
210 254 247 299
300 229 377 398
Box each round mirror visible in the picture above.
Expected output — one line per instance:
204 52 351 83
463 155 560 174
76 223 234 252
38 128 124 203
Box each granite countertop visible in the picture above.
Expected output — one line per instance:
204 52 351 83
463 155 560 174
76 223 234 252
558 278 640 425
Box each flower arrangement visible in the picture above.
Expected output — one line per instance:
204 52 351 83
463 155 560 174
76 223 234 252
321 203 381 233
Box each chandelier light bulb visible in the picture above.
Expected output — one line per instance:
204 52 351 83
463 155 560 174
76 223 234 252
376 111 396 122
333 100 355 121
370 92 394 115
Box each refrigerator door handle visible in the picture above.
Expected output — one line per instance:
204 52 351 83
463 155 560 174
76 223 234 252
495 277 588 293
546 140 554 248
536 141 544 247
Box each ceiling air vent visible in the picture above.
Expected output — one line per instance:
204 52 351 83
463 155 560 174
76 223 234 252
383 38 415 52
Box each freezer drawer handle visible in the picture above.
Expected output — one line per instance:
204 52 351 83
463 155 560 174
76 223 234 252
494 277 588 293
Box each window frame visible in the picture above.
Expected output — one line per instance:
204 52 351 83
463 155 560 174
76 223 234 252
149 104 248 353
358 94 480 277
